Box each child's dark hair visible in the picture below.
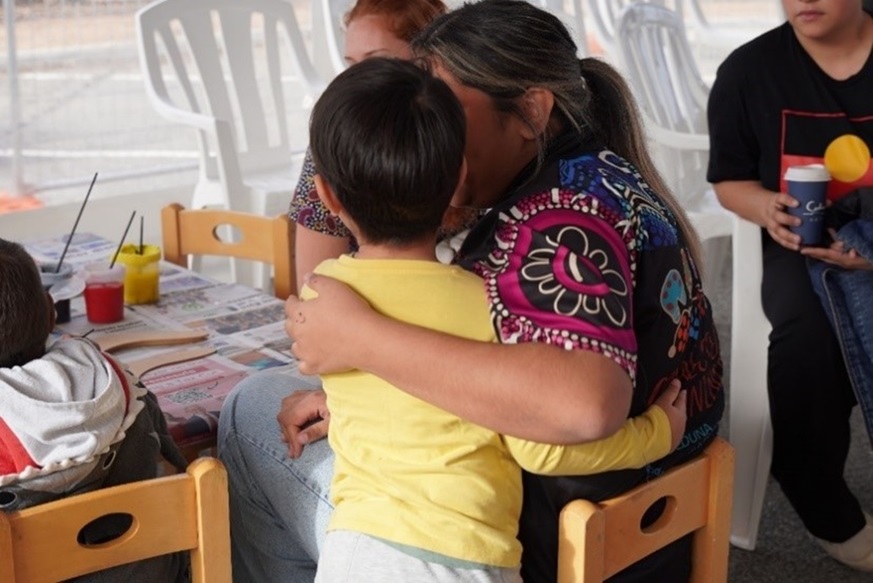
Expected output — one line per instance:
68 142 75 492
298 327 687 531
0 238 51 368
309 57 465 244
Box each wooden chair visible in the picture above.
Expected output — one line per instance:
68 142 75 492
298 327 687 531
162 202 296 299
0 457 231 583
557 437 735 583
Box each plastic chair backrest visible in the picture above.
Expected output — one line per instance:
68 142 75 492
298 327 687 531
0 457 230 583
586 0 665 58
616 2 710 205
557 437 735 583
161 202 296 299
136 0 323 210
312 0 352 79
528 0 590 56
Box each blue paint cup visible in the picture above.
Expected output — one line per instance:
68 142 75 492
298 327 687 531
784 164 830 246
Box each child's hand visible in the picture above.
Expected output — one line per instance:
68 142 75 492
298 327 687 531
654 379 687 451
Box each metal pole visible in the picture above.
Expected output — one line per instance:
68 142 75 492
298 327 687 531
4 0 23 196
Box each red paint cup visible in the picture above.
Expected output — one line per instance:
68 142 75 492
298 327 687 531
83 262 126 324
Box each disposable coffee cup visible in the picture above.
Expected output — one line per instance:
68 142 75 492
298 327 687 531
83 262 126 324
784 164 830 246
38 262 74 324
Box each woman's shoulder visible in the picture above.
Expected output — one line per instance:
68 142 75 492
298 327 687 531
558 148 654 209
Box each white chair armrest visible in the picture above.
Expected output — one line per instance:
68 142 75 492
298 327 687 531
145 92 218 135
645 117 711 152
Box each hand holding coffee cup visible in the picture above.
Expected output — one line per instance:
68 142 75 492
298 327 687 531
783 164 830 246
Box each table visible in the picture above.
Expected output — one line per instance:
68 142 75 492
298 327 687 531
25 232 319 456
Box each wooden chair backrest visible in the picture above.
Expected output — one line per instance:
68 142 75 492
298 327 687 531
558 437 735 583
0 457 231 583
161 202 296 298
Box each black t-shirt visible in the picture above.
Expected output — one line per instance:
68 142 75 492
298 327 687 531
707 20 873 204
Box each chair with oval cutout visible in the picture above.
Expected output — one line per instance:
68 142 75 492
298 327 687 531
0 457 230 583
161 202 296 300
557 437 734 583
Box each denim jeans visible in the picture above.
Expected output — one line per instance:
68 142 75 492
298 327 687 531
808 219 873 447
217 371 332 583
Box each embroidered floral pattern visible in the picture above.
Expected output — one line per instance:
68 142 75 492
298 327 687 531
469 151 697 380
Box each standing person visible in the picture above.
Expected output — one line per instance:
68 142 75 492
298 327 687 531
303 56 687 583
707 0 873 571
288 0 476 287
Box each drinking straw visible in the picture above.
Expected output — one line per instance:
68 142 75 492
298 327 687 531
109 210 137 269
55 172 98 273
138 215 144 254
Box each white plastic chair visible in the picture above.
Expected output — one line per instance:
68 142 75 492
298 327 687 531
136 0 323 288
530 0 590 57
727 216 772 551
615 2 731 286
584 0 624 57
586 0 666 60
673 0 782 64
616 3 772 550
311 0 351 80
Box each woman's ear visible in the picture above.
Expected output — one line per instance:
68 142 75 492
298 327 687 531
313 174 344 217
449 157 469 208
519 88 555 140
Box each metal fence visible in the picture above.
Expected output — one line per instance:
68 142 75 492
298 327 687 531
1 0 189 204
0 0 781 208
0 0 316 207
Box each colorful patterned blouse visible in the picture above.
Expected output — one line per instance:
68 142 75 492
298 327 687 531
456 131 725 582
288 149 352 239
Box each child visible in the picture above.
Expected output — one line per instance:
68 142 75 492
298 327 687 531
303 57 687 582
0 238 189 582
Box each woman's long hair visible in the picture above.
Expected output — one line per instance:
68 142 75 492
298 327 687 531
412 0 703 268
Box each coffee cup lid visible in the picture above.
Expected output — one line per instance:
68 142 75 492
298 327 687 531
784 164 831 182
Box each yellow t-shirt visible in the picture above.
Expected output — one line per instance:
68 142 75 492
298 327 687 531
303 255 671 568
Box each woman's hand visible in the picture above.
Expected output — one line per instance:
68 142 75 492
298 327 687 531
801 230 873 270
713 181 803 251
764 192 803 251
277 388 330 459
285 274 378 375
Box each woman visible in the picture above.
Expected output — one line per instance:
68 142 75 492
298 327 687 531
288 0 477 287
708 0 873 570
224 1 725 581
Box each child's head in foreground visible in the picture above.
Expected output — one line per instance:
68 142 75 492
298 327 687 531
0 238 53 368
308 57 466 246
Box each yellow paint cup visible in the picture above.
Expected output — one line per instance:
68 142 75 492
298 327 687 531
116 244 161 304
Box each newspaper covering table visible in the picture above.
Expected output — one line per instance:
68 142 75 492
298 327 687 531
26 232 319 447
